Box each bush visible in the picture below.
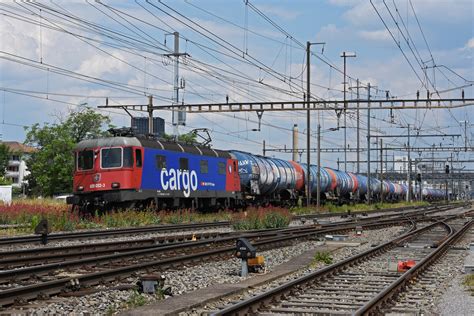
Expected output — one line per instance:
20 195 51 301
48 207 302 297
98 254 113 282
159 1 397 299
0 199 232 234
232 206 292 230
312 251 333 265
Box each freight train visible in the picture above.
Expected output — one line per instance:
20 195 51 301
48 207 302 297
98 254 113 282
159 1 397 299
66 133 445 212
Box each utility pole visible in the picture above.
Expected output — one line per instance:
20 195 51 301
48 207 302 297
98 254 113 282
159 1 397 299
465 121 468 152
305 41 325 207
306 41 311 207
356 78 360 174
317 124 321 210
165 32 189 137
292 124 298 161
147 95 154 134
380 138 384 203
450 153 453 200
341 51 356 172
460 120 469 152
407 124 411 202
367 83 371 204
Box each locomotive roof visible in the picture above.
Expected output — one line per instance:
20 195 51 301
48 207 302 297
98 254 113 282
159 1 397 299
75 137 142 149
74 137 231 158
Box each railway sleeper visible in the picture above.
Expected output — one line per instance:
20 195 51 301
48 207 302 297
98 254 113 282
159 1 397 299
281 300 365 308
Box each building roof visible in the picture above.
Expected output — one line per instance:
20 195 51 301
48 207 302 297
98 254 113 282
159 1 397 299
1 141 37 153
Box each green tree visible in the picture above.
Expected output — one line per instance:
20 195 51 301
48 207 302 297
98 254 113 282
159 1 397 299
0 144 11 178
24 109 111 196
161 132 198 144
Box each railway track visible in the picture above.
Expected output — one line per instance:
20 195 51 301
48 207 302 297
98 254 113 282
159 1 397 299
0 214 426 307
0 204 465 308
380 219 472 315
0 221 231 246
211 216 472 315
0 203 454 247
0 204 458 270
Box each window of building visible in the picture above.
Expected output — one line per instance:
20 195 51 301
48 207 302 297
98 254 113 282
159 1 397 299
10 155 20 161
179 157 188 170
218 162 226 175
200 160 208 174
12 177 18 184
156 155 166 169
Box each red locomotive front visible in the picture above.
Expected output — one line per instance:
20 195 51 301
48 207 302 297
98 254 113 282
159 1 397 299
73 146 143 194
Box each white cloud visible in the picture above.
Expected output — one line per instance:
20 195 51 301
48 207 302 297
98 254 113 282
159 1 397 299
254 4 302 21
342 0 474 27
358 29 391 41
328 0 363 7
465 38 474 49
76 52 129 78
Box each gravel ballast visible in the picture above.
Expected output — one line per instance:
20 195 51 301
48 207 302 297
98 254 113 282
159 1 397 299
4 225 407 315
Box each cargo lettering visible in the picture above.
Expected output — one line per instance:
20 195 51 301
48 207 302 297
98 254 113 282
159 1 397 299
160 168 198 197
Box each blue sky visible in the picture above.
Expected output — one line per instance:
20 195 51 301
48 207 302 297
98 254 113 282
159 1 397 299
0 0 472 171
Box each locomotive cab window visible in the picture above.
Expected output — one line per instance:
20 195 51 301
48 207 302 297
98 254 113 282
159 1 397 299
101 148 122 169
156 155 166 169
200 160 208 174
135 149 142 167
123 147 133 168
179 157 189 170
218 162 226 175
77 150 94 170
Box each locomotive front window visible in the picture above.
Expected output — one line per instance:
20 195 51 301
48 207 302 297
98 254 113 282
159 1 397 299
135 149 142 167
123 147 133 168
101 148 122 169
77 150 94 170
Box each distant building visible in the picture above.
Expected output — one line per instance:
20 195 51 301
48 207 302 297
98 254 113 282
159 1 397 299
1 142 36 188
393 156 409 173
131 117 165 136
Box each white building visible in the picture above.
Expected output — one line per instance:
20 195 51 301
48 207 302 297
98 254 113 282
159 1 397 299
393 155 409 173
2 142 35 188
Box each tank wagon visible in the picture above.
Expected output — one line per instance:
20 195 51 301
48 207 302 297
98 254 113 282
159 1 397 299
67 134 439 212
421 188 445 200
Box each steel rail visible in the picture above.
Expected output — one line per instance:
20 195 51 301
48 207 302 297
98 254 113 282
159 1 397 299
355 219 473 315
0 204 430 246
0 215 415 282
0 216 420 307
0 221 231 246
0 205 456 270
210 219 457 315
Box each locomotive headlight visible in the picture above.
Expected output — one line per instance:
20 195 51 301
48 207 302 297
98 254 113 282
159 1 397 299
111 182 120 189
77 186 84 191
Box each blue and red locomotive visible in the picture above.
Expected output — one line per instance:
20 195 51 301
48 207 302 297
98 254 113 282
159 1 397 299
67 133 442 212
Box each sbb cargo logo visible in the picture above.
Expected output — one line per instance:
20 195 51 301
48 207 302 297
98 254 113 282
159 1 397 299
160 168 198 197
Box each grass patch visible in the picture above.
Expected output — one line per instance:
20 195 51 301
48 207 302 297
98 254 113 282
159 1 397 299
231 206 292 230
463 274 474 295
124 290 147 308
311 251 333 266
291 201 429 216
